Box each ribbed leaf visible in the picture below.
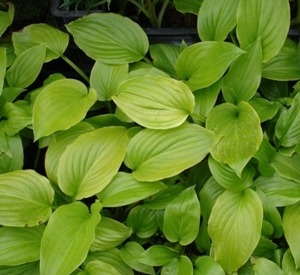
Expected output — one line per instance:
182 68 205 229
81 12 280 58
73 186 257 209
33 79 97 140
113 75 194 129
0 170 54 227
90 61 128 101
6 44 46 89
206 102 263 176
0 225 45 265
97 172 166 207
282 249 300 274
194 256 225 275
58 126 128 200
125 123 218 181
236 0 290 63
0 48 6 95
174 0 202 14
208 189 263 273
251 257 283 275
161 256 193 275
40 201 101 275
0 261 39 275
12 23 69 61
66 13 148 64
176 41 244 91
83 260 121 275
198 0 239 41
0 3 14 37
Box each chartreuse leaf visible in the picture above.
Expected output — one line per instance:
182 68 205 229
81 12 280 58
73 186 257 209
0 123 10 157
0 48 6 95
208 155 255 191
163 186 200 245
236 0 290 63
0 261 40 275
138 245 180 266
45 122 95 184
282 249 300 274
0 2 14 37
251 257 283 275
120 242 155 274
207 101 263 176
113 75 194 129
33 79 97 140
193 256 225 275
12 23 69 61
0 225 44 265
127 205 158 238
97 172 166 207
222 38 263 104
40 201 101 275
6 44 46 89
255 172 300 207
82 260 121 275
262 38 300 81
174 0 202 14
0 170 54 227
125 123 218 181
208 189 263 273
283 201 300 269
197 0 239 41
90 61 128 101
58 126 128 200
176 42 244 91
161 256 193 275
90 216 132 251
66 13 148 64
275 93 300 147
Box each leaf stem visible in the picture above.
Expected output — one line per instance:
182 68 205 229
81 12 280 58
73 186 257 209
191 113 206 124
157 0 170 28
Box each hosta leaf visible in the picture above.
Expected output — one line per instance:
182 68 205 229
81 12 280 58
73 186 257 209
175 41 244 91
6 44 46 89
120 242 155 274
0 170 54 227
163 186 200 245
125 123 218 181
259 78 289 100
174 0 202 14
282 249 300 274
206 101 263 176
0 3 14 37
161 256 193 275
251 257 283 275
127 205 158 238
113 75 194 129
255 172 300 207
236 0 290 63
12 23 69 61
194 256 225 275
90 61 128 101
0 225 45 265
0 48 6 95
66 13 148 64
275 92 300 147
83 260 121 275
45 122 95 184
58 126 128 200
222 38 263 104
33 79 97 140
40 201 101 275
283 201 300 268
97 172 166 207
197 0 239 41
208 189 263 273
0 261 39 275
138 245 180 266
90 217 132 251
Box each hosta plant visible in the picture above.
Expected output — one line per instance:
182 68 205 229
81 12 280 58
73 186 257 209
1 0 300 274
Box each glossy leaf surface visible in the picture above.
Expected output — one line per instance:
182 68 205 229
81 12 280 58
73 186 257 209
251 257 283 275
174 0 202 14
161 256 193 275
194 256 225 275
0 3 14 37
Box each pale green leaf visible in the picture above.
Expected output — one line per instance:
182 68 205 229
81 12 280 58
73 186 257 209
33 79 97 140
193 256 225 275
0 170 54 227
175 41 244 91
222 38 263 104
113 75 194 129
83 260 121 275
90 61 128 101
163 186 200 245
0 48 6 95
12 23 69 61
0 3 14 37
161 256 193 275
251 257 283 275
236 0 290 63
174 0 202 14
283 201 300 269
6 44 46 89
0 225 45 265
125 123 218 181
197 0 239 41
66 13 148 64
206 101 263 176
208 189 263 273
97 172 166 207
40 201 101 275
255 172 300 207
282 249 300 274
58 126 128 200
